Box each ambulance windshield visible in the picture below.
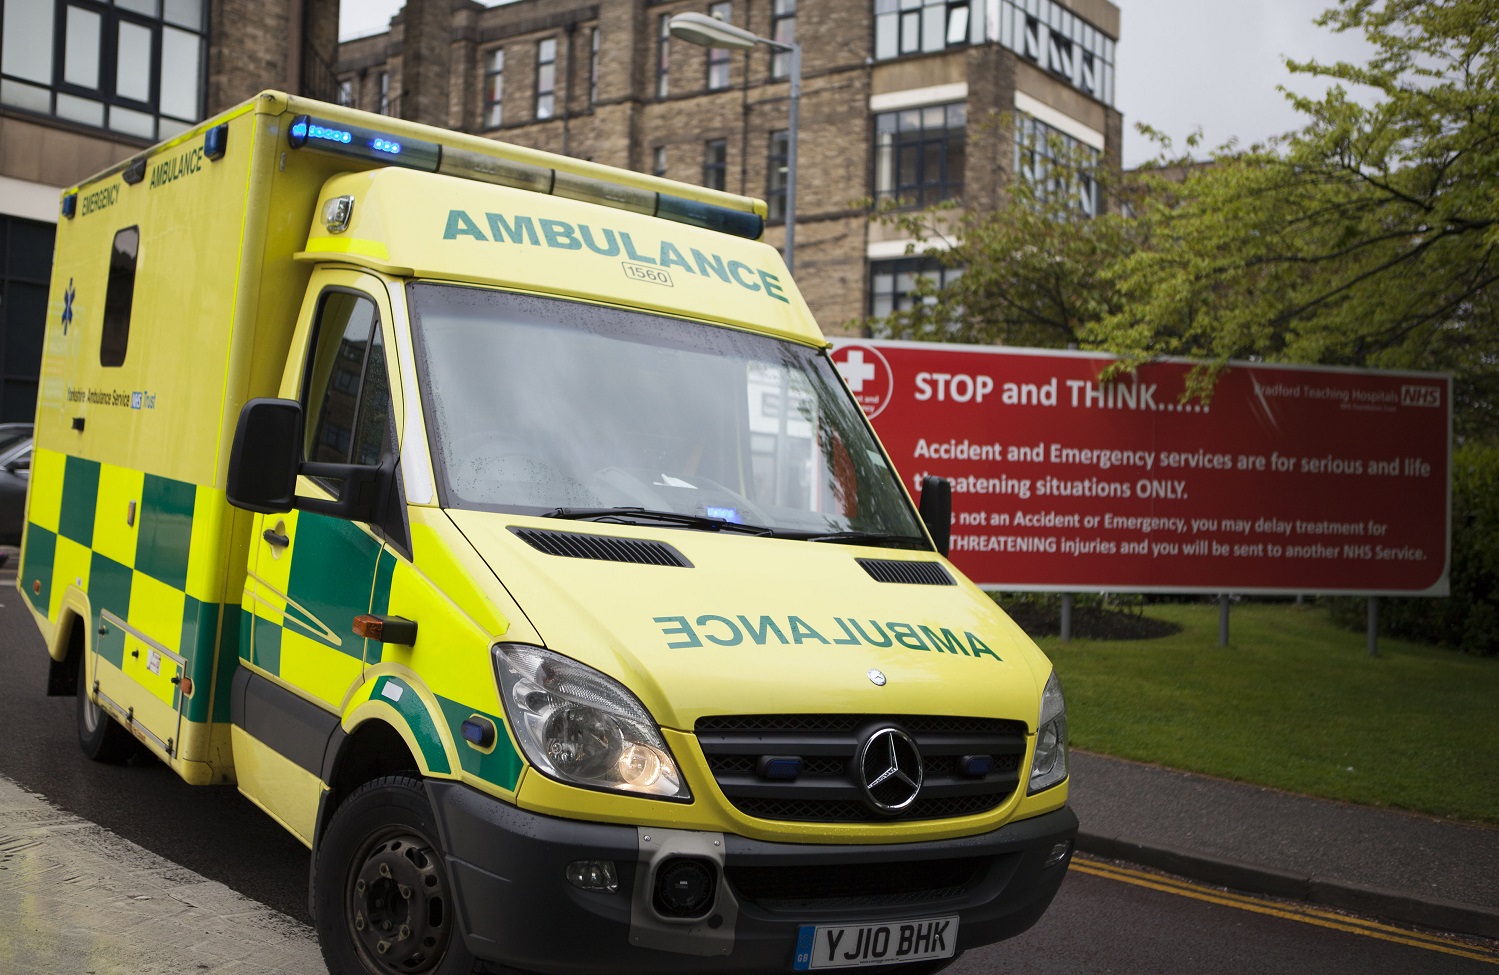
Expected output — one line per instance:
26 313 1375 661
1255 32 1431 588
408 283 926 545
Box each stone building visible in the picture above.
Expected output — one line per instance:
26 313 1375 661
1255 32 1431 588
338 0 1122 333
0 0 342 422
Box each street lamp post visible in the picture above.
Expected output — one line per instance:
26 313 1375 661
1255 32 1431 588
667 12 800 275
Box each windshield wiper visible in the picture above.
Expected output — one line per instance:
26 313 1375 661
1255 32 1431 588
783 530 931 549
544 507 774 535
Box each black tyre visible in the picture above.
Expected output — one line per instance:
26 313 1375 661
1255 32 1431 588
76 649 137 763
313 775 479 975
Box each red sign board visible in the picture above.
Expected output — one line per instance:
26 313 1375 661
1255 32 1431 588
832 340 1451 595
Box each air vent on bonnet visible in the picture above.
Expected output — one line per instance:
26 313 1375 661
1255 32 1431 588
509 527 692 567
856 558 954 586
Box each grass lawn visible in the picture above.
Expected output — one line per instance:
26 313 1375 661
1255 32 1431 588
1035 601 1499 824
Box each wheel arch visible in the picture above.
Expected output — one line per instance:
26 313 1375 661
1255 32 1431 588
310 716 424 919
47 607 88 697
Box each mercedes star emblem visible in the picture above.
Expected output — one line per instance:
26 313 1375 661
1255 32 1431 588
868 668 887 686
856 727 923 814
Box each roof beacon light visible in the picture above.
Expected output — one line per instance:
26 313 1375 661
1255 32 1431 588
287 114 440 173
438 146 554 194
288 114 765 242
203 123 229 161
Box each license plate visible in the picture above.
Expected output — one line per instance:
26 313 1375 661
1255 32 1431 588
792 916 958 970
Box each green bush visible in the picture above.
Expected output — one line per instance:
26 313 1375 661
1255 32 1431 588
1331 443 1499 655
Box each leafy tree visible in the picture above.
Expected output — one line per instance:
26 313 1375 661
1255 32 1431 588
1095 0 1499 434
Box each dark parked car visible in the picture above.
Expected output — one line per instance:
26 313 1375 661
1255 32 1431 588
0 422 33 547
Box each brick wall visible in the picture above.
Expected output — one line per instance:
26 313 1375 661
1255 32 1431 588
208 0 341 112
401 0 452 122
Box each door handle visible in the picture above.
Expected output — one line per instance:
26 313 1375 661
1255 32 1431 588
262 529 290 548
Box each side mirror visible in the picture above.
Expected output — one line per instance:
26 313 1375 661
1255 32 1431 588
227 398 302 513
918 475 952 557
227 398 393 524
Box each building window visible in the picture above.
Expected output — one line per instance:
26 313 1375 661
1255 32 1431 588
653 145 667 178
771 0 796 79
656 14 671 98
482 48 504 128
874 102 965 208
535 38 556 119
707 2 732 91
869 256 962 319
589 28 600 109
378 71 390 114
336 78 355 107
1047 27 1073 78
873 0 969 61
767 130 789 222
0 0 208 140
997 0 1115 105
1014 113 1101 216
703 138 727 191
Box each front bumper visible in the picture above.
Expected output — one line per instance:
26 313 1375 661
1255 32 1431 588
428 781 1077 975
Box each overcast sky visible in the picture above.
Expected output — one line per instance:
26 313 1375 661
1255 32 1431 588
339 0 1374 168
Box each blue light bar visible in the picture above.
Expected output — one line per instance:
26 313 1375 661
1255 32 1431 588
657 194 765 241
288 115 764 243
287 114 441 172
61 193 77 218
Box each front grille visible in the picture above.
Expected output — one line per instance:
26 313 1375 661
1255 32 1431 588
509 527 691 567
696 714 1026 823
727 857 987 911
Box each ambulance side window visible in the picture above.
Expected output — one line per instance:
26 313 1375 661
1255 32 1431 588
100 227 139 367
302 291 392 474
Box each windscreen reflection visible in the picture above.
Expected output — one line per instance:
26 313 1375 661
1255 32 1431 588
408 283 924 541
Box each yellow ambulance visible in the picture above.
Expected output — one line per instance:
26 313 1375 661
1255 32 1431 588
20 91 1074 975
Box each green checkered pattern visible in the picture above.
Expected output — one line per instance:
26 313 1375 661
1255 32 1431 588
22 453 240 724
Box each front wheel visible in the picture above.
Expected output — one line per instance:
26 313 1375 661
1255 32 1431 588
313 775 479 975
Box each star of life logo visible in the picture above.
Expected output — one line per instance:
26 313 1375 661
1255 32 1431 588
832 343 894 419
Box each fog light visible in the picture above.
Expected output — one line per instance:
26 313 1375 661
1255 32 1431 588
567 860 618 893
1043 840 1072 869
653 857 717 918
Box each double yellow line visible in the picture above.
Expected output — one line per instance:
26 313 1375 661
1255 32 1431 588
1070 855 1499 966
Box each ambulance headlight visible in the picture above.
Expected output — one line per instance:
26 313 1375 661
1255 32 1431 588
493 644 689 800
1028 670 1069 794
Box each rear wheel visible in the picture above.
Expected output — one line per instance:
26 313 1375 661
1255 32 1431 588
76 648 136 763
313 775 479 975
